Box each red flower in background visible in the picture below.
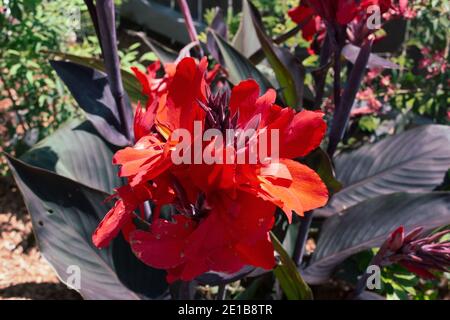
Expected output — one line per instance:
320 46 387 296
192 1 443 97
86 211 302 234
92 57 329 283
288 0 413 46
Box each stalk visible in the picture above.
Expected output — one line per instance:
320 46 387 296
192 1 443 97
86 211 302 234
95 0 132 141
177 0 203 56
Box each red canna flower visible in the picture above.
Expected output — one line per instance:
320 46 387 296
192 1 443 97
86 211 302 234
92 57 329 283
131 192 276 282
288 0 406 46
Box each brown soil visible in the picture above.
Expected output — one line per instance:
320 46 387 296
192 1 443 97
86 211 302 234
0 176 81 300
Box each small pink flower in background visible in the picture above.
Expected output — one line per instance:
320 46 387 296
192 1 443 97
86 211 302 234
384 0 417 20
351 88 383 116
419 48 448 79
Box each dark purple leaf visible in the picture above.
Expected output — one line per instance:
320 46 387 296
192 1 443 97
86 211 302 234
247 0 304 108
210 7 227 39
20 118 121 194
7 155 168 299
303 192 450 284
372 19 407 53
212 31 272 93
316 125 450 217
232 0 260 58
342 44 399 69
206 8 227 65
196 266 257 286
50 60 129 147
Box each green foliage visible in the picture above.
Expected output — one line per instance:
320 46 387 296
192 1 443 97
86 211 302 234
204 0 299 40
359 116 381 132
0 0 86 173
393 0 449 121
0 0 147 175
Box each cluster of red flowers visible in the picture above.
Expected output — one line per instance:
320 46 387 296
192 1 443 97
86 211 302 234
323 70 396 117
92 57 329 283
352 69 395 116
419 48 449 80
288 0 414 47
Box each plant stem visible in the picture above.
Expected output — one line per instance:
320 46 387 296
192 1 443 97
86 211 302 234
293 211 314 267
95 0 131 142
333 48 342 114
313 34 332 110
216 284 226 300
83 0 103 56
177 0 203 56
327 40 373 157
274 25 301 45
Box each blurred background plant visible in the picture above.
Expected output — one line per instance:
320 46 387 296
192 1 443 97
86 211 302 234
0 0 85 174
342 0 449 148
0 0 151 175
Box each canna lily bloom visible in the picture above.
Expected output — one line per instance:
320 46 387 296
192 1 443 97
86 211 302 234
131 191 276 283
131 58 223 135
178 79 329 222
288 0 393 43
92 57 329 283
93 57 209 248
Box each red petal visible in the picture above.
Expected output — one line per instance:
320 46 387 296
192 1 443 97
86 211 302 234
92 200 132 248
236 234 275 270
133 101 157 141
131 66 152 96
229 79 260 126
258 159 328 221
337 0 359 25
161 57 207 133
130 215 196 269
279 110 327 159
301 16 320 41
288 5 315 24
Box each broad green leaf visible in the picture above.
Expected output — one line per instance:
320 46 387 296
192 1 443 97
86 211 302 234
270 232 313 300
